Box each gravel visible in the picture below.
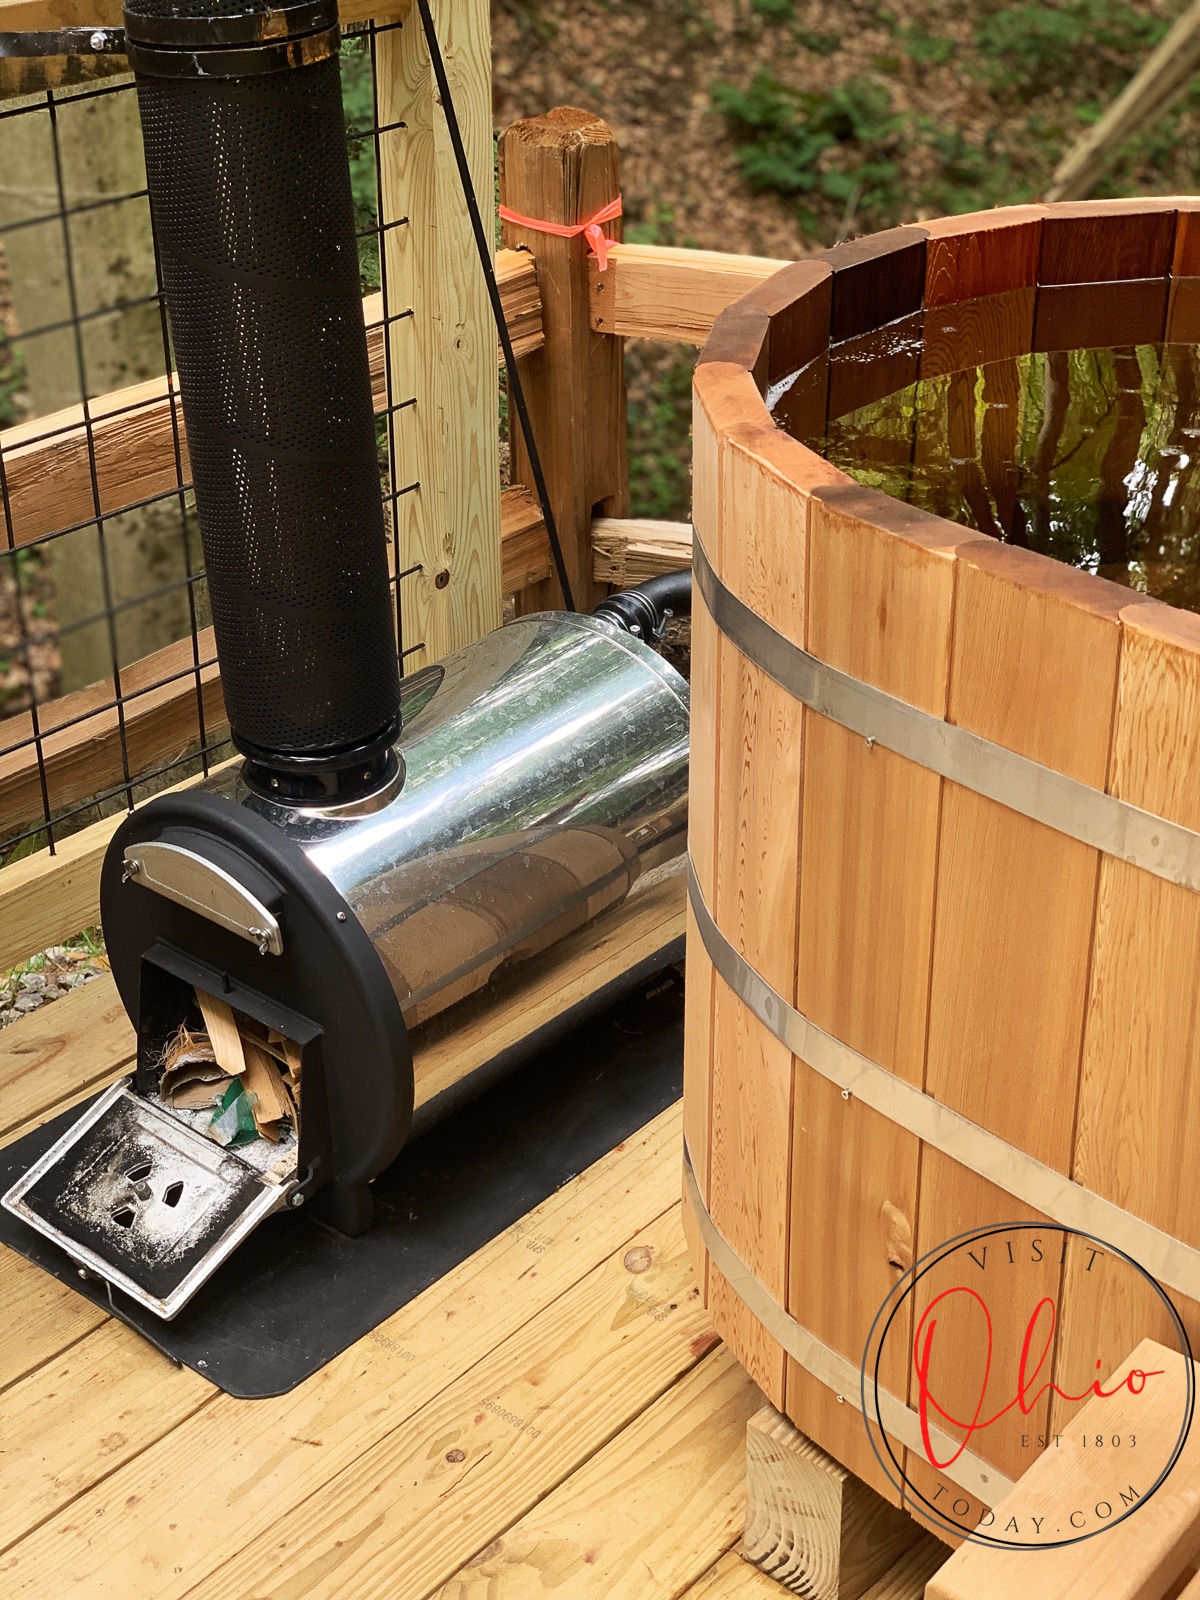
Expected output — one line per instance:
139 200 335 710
0 953 107 1030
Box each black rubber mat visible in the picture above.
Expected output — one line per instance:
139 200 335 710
0 969 683 1398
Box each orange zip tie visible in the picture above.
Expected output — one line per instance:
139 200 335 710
498 195 623 271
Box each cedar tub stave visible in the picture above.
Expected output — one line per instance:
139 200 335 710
683 198 1200 1532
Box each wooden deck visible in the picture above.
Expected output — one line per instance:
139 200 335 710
0 971 929 1600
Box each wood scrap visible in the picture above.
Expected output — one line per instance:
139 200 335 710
260 1147 299 1186
240 1039 295 1141
194 991 246 1079
271 1031 303 1100
250 1030 289 1065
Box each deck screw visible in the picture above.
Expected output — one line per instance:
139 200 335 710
835 1393 846 1405
865 736 876 750
841 1087 852 1101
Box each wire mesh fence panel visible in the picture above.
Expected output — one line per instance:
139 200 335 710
0 24 413 867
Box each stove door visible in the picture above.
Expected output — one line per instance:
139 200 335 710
1 1081 287 1319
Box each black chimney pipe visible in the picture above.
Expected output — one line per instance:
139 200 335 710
124 0 402 803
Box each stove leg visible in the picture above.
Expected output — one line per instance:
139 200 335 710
314 1179 375 1237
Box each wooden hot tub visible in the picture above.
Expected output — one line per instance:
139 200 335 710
683 199 1200 1536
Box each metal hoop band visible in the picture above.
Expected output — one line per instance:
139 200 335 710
693 535 1200 896
681 1139 1014 1504
688 862 1200 1303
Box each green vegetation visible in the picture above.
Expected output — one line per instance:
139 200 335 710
341 35 381 293
713 0 1189 240
750 0 796 21
713 72 903 236
898 24 955 68
792 25 840 55
972 1 1169 98
712 64 1009 237
626 344 697 521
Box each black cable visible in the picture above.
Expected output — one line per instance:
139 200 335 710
413 0 576 612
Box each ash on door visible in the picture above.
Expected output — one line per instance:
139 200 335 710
17 1091 266 1303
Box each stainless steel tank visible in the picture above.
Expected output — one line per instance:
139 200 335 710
202 608 689 1045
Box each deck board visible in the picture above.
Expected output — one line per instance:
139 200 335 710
0 1103 686 1598
0 975 134 1144
0 948 946 1598
197 1207 717 1600
0 1322 213 1555
0 1250 108 1393
683 1550 793 1599
429 1345 758 1599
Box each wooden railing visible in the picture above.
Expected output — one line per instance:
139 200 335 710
0 256 543 554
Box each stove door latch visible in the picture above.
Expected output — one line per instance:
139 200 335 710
122 841 283 957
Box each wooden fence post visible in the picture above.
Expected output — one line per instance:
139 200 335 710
498 106 628 615
744 1406 929 1599
375 0 502 669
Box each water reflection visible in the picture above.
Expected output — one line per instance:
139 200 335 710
796 345 1200 615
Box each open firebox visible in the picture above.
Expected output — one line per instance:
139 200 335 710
1 0 689 1330
4 983 305 1319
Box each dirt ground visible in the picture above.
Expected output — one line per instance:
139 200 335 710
495 0 812 260
492 0 1194 256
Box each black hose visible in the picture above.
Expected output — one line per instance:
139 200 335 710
593 568 692 642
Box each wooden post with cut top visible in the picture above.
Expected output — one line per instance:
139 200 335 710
744 1405 940 1599
498 106 628 615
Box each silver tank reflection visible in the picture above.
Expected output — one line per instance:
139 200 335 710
204 613 689 1029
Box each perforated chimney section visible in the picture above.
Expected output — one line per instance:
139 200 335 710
132 16 401 767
